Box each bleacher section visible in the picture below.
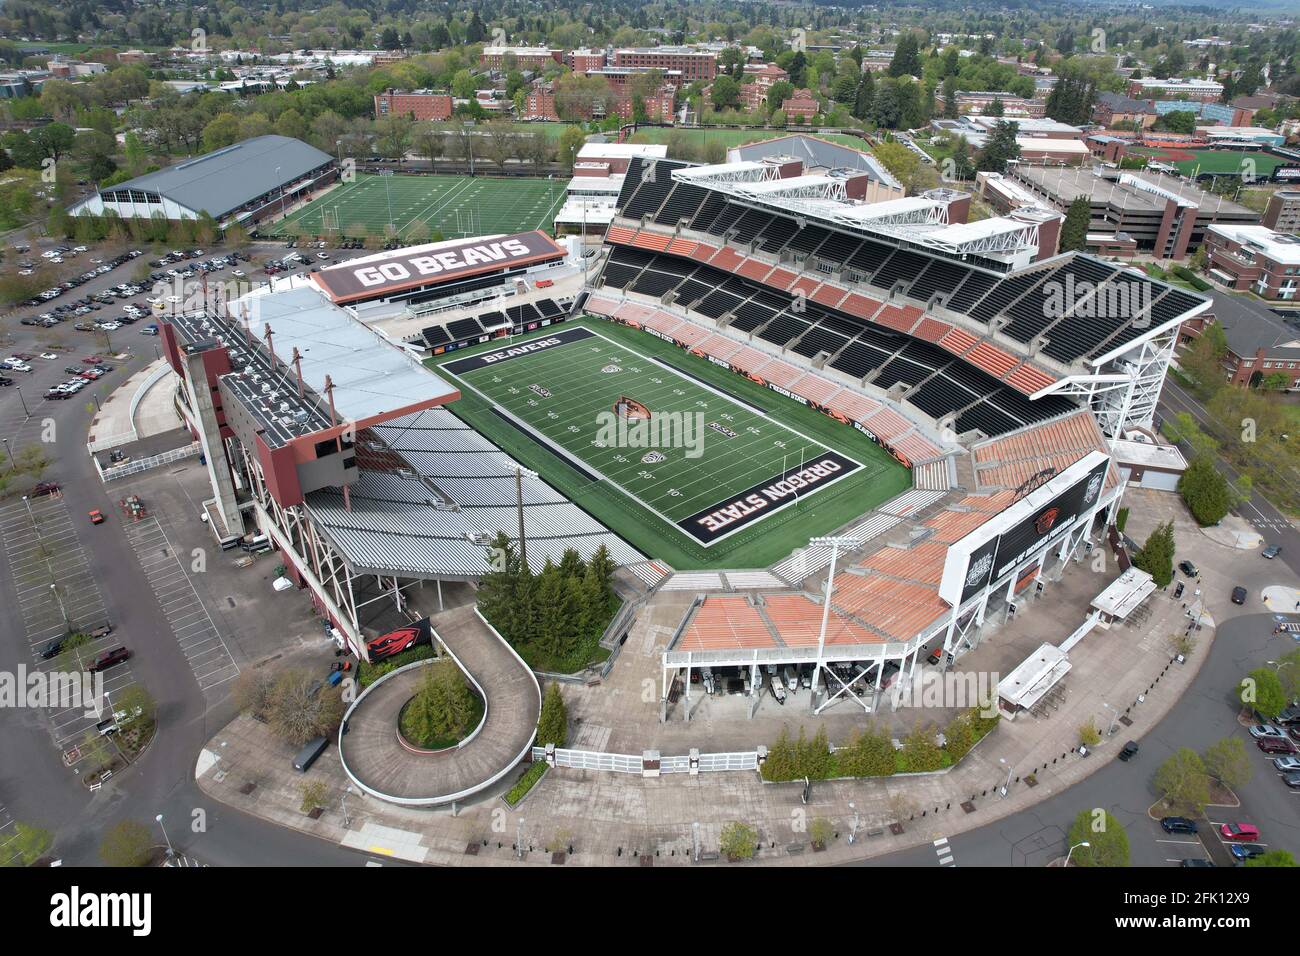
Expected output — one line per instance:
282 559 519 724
418 297 572 349
595 242 1077 439
612 158 1199 370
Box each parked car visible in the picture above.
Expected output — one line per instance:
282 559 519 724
87 509 105 525
1263 545 1282 559
1178 560 1199 577
1258 736 1296 755
1231 586 1248 605
1160 817 1198 834
1273 756 1300 772
88 646 129 672
1180 859 1214 867
1219 822 1260 841
1283 772 1300 789
1118 740 1140 761
1230 843 1267 861
1250 724 1287 740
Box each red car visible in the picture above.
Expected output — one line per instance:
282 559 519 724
88 509 105 524
81 355 103 364
1259 736 1297 755
31 481 61 497
1220 822 1260 841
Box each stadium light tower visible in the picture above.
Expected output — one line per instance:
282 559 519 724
807 536 863 710
507 464 539 569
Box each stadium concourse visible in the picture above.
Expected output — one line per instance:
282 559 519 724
582 144 1209 717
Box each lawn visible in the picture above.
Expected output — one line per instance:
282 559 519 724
267 172 567 240
1131 147 1286 178
431 316 910 569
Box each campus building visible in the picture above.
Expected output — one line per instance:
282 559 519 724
373 89 453 121
479 46 564 70
1125 77 1224 102
1263 188 1300 232
67 135 337 230
1006 165 1259 259
611 46 717 82
1179 291 1300 388
1203 224 1300 300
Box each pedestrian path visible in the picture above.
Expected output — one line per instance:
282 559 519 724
933 836 955 867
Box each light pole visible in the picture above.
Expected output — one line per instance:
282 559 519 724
50 583 70 632
1102 701 1118 737
1 436 12 474
998 757 1013 798
15 384 29 417
155 813 175 857
508 464 539 570
807 536 863 712
847 801 859 844
341 785 354 827
692 821 700 862
1064 841 1090 866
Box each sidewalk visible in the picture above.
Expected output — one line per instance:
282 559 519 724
193 491 1232 866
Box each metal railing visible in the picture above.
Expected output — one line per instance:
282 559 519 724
99 442 201 482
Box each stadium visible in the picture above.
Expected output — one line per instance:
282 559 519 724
156 134 1208 798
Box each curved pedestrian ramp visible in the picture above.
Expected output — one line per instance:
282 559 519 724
339 605 540 806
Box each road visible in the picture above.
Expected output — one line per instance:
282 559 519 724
1159 377 1300 577
0 241 392 866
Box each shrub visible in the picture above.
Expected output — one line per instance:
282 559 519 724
505 761 548 807
720 821 757 860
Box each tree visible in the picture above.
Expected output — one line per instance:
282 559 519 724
1179 457 1233 526
1202 737 1252 789
710 75 741 111
1242 667 1288 720
1132 520 1176 588
1079 719 1101 747
403 659 477 744
299 780 329 814
558 125 586 170
1060 196 1091 252
719 821 757 860
1 822 52 867
536 682 568 747
888 33 922 78
234 669 277 719
99 820 154 867
1067 809 1130 866
898 721 944 772
836 723 896 777
1154 747 1211 814
1246 850 1297 867
809 817 833 849
266 668 344 746
975 120 1021 173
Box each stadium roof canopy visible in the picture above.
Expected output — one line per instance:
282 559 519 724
728 133 902 189
92 135 332 219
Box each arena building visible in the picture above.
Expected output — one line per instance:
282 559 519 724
68 135 337 230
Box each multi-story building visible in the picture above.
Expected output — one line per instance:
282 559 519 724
781 88 819 121
1204 224 1300 300
1264 189 1300 233
1125 77 1224 102
740 63 789 111
1180 291 1300 388
611 46 716 82
479 46 563 70
1008 166 1259 259
955 91 1046 118
373 89 453 121
522 86 560 122
567 48 607 73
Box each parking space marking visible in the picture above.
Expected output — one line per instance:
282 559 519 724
0 495 136 752
121 515 239 691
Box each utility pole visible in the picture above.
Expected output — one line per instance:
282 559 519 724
509 464 538 568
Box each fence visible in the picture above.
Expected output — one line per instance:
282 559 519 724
98 442 201 482
531 746 759 775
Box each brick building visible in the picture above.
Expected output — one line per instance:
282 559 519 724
781 88 819 121
611 46 716 82
373 90 452 121
1204 224 1300 301
480 46 563 70
1264 189 1300 233
1180 291 1300 388
740 63 788 111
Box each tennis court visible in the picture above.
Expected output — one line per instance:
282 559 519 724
268 173 568 240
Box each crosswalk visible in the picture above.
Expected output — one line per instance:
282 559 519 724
121 514 239 692
933 836 956 866
0 495 134 753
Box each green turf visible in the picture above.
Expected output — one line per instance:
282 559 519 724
431 316 910 570
268 173 568 240
1132 147 1285 177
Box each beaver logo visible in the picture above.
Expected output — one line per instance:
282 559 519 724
641 452 666 464
601 364 622 374
1035 507 1060 535
965 553 993 588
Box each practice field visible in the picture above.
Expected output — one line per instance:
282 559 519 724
625 127 871 152
1132 147 1286 177
268 173 567 240
434 319 910 569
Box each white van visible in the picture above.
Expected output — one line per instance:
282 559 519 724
783 666 799 693
769 676 786 705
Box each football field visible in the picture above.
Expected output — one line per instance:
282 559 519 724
438 324 901 555
269 173 567 240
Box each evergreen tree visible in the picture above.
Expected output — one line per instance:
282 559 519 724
536 682 568 747
888 33 922 78
1179 457 1234 526
1133 520 1176 587
941 75 959 119
1060 196 1091 252
853 70 876 121
975 120 1021 173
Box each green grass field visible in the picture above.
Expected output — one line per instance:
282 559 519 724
268 173 567 240
1132 147 1286 177
432 317 910 569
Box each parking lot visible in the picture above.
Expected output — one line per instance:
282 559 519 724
119 510 240 694
0 493 137 756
